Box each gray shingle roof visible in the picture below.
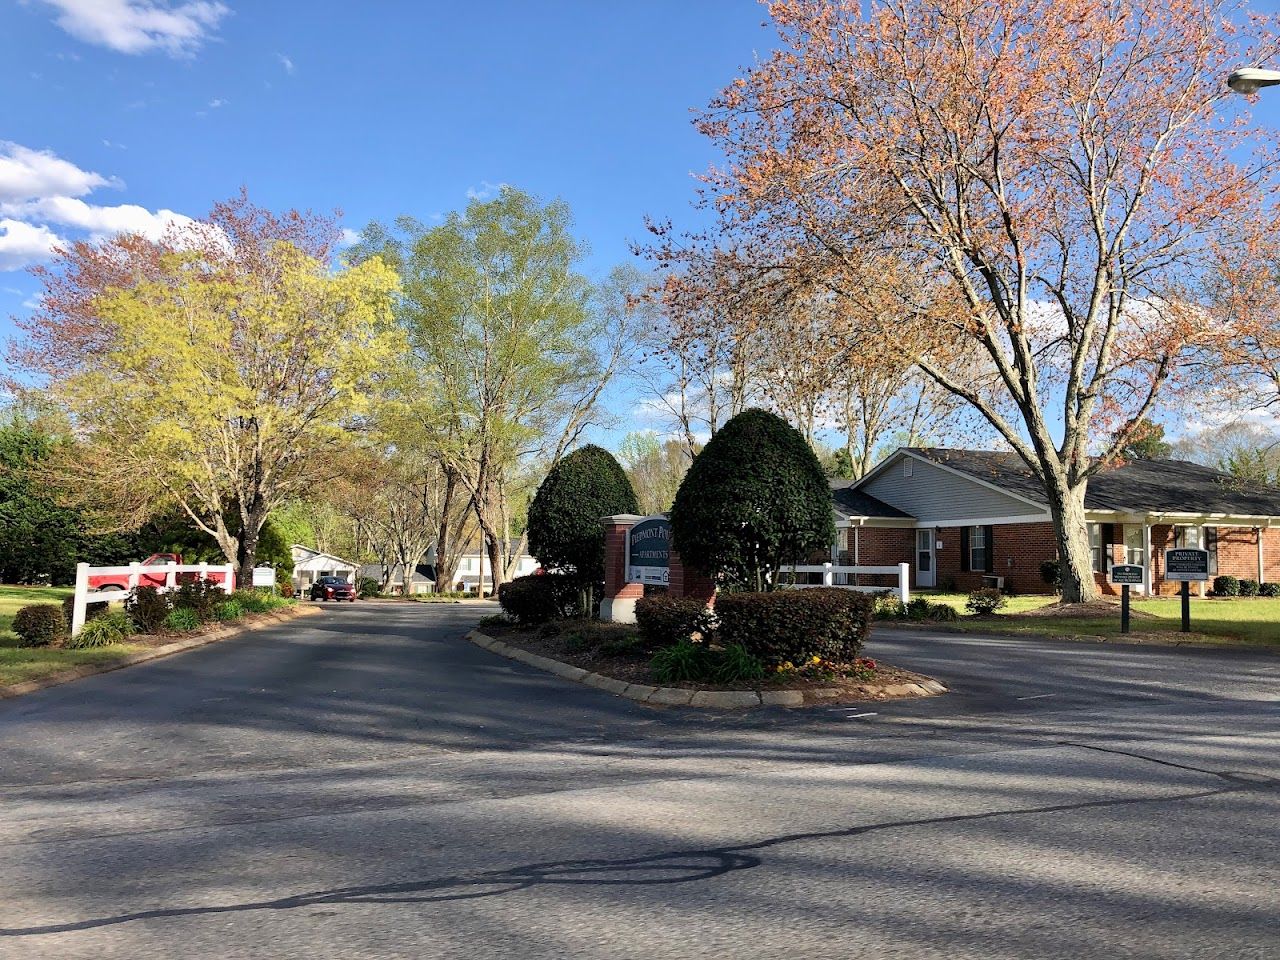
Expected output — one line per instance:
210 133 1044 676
830 479 914 519
904 448 1280 518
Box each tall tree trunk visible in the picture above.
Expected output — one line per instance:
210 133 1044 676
434 467 459 593
1045 473 1097 604
473 473 507 596
236 505 268 587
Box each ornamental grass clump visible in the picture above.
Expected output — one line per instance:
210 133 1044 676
66 610 135 649
163 607 201 633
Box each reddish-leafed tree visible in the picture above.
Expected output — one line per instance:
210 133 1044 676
669 0 1280 601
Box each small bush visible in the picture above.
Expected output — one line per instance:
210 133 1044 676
62 595 107 626
716 589 872 667
476 613 513 631
563 630 598 654
213 600 244 622
965 588 1008 615
1040 559 1061 590
599 633 645 657
66 610 135 649
126 585 171 633
925 602 959 622
172 578 225 621
872 593 956 623
357 576 382 599
12 604 67 647
650 639 711 684
905 597 932 620
1260 582 1280 598
1239 578 1260 597
710 643 766 685
873 593 905 620
1212 575 1240 597
163 607 202 632
497 573 576 625
635 595 709 650
278 581 296 599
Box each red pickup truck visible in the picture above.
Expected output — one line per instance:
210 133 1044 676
88 553 236 593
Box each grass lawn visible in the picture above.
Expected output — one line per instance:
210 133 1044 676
917 591 1280 645
0 584 144 687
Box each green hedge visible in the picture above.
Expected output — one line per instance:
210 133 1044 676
497 573 577 624
715 588 872 667
1212 575 1240 597
635 595 708 649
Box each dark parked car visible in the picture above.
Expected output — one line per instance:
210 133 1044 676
310 576 356 602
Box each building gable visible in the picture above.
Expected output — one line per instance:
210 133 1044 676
858 451 1049 524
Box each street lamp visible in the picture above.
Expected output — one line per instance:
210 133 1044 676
1227 67 1280 94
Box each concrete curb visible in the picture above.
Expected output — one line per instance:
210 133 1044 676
467 630 947 709
0 603 321 700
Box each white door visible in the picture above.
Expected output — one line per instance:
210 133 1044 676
915 529 935 588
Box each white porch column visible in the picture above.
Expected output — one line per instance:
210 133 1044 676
1143 523 1153 596
1258 527 1266 585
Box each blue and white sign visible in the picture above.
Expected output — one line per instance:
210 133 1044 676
626 516 671 585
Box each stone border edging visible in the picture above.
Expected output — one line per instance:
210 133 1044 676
0 603 322 700
467 630 947 708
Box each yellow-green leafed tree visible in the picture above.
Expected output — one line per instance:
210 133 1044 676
10 195 401 581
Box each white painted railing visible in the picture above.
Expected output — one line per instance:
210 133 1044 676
783 562 910 605
70 561 234 636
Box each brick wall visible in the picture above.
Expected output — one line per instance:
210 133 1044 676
934 522 1059 594
853 520 1280 596
669 546 715 605
843 527 912 587
602 521 643 603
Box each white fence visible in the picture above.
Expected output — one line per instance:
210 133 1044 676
70 561 234 636
783 562 910 605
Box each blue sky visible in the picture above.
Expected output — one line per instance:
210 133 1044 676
5 1 1280 450
0 1 773 335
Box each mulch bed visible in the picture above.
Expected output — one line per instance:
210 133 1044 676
478 618 934 695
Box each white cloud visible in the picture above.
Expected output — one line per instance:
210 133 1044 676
339 227 360 247
208 97 226 108
465 180 509 201
0 219 63 271
38 0 230 57
5 196 192 239
0 141 114 203
276 52 294 74
0 141 192 271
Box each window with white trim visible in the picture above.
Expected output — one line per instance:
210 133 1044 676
1089 523 1105 573
969 526 988 572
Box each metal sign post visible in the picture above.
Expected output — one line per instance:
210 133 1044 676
1163 549 1211 633
1109 564 1143 634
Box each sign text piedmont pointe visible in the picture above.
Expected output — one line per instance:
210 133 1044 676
626 516 671 585
1164 549 1211 582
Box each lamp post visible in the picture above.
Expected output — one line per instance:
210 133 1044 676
1227 67 1280 94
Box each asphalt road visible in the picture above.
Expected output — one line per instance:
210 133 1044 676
0 602 1276 959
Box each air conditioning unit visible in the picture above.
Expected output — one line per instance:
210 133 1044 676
982 575 1005 590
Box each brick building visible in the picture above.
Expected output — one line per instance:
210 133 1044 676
829 448 1280 596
